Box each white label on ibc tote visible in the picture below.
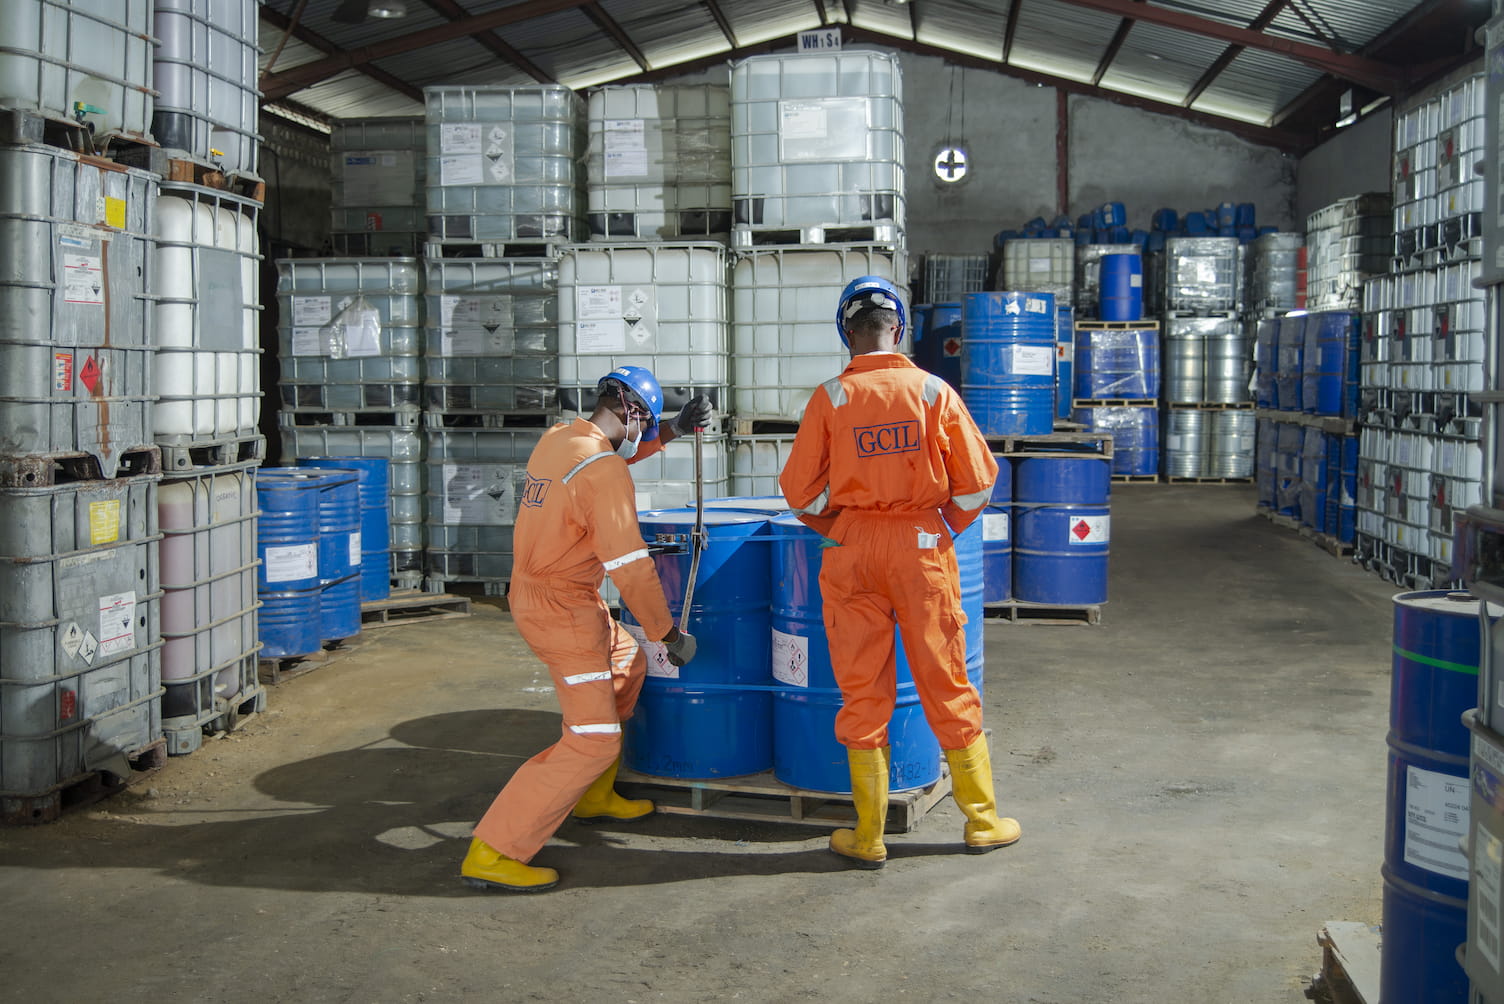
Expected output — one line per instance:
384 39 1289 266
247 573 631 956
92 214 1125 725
293 296 331 327
1009 344 1055 376
622 622 676 678
63 253 104 304
1067 515 1109 544
1403 764 1469 880
1475 826 1504 972
97 592 136 658
265 543 317 583
771 629 809 687
577 319 626 354
577 285 623 319
439 155 485 187
440 123 481 154
982 511 1009 542
350 532 362 567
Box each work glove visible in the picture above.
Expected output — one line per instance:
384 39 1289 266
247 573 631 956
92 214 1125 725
673 394 714 436
664 628 697 667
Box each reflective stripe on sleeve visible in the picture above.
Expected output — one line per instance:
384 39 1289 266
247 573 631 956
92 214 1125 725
562 450 614 484
603 547 649 571
563 671 612 685
922 373 945 406
822 376 847 409
569 722 622 735
951 487 991 511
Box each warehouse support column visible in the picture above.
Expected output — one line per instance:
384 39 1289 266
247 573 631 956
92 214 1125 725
1056 90 1069 217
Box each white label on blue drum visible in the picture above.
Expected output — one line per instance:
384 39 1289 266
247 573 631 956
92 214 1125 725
1009 345 1054 376
1403 764 1469 880
622 622 676 678
982 511 1009 541
1024 297 1048 314
350 532 361 566
771 629 809 687
1067 515 1109 544
1129 274 1142 287
265 543 317 582
1475 827 1504 972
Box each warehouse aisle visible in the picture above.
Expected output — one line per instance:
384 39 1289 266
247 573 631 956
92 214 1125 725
0 485 1396 1002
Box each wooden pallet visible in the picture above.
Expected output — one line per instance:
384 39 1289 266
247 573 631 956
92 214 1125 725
1298 526 1357 558
1252 408 1358 436
1074 319 1161 330
985 430 1114 459
109 143 264 200
983 601 1103 625
424 238 572 259
1163 476 1254 484
730 223 902 249
1310 922 1380 1004
615 766 951 833
361 588 471 629
258 636 364 686
1073 398 1158 408
0 739 167 826
1110 474 1158 483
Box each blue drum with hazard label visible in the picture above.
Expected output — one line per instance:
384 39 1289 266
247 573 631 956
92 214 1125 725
1012 456 1110 605
912 302 962 392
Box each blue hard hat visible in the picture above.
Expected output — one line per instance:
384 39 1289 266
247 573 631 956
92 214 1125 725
597 364 664 441
836 275 907 347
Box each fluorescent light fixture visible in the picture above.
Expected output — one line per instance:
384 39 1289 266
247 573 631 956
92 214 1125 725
369 1 408 17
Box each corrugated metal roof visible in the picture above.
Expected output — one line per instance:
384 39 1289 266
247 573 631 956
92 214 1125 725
256 0 1459 143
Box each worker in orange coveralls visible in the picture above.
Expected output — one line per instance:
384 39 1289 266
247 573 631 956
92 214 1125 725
461 365 710 892
779 276 1021 869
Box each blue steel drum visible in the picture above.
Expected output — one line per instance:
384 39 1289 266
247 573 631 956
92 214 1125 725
981 504 1011 604
622 509 774 779
1382 591 1480 1004
320 572 363 642
703 496 790 514
954 517 985 693
1013 456 1110 605
1254 317 1279 408
1074 326 1158 400
1074 406 1158 477
1275 314 1307 412
1302 312 1360 418
1337 436 1358 543
299 456 392 602
1299 428 1327 533
1055 305 1075 420
925 302 963 391
255 468 325 659
303 468 362 642
1098 253 1143 322
961 291 1057 437
768 514 941 794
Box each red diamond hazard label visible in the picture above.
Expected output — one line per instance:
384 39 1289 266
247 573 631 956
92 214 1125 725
1068 515 1108 545
943 337 962 357
79 355 101 394
1072 520 1091 540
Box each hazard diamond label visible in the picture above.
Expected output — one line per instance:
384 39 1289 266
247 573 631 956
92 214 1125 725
943 337 962 357
1068 515 1109 544
79 354 102 394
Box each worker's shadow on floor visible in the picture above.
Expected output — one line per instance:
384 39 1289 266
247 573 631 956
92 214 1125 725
7 709 967 895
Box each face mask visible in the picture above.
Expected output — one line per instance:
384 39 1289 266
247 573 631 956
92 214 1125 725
616 415 641 460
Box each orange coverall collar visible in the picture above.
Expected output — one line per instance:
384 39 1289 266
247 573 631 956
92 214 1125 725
844 352 915 372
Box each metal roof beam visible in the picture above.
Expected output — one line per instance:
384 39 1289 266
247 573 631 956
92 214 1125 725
1045 0 1404 93
704 0 738 47
1091 2 1143 88
258 3 424 103
583 2 651 73
1002 0 1024 63
260 0 592 101
1182 0 1289 108
417 0 555 83
909 1 920 42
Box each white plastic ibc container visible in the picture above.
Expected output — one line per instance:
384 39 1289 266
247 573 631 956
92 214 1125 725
623 432 729 511
1164 237 1241 313
730 52 905 232
280 424 424 583
330 117 426 256
152 182 260 444
425 85 585 244
1001 240 1074 301
558 242 729 416
0 143 157 477
151 0 260 175
275 257 424 413
586 84 732 240
424 257 558 414
158 462 259 751
731 246 904 420
730 433 799 497
0 476 163 806
0 0 153 141
423 427 546 588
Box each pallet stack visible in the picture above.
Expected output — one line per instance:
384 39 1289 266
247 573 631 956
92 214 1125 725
1071 321 1161 481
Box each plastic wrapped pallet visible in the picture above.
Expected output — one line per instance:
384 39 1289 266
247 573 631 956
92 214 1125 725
1305 194 1392 312
1163 237 1239 314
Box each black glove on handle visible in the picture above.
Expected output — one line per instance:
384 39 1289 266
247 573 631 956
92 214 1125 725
674 394 713 436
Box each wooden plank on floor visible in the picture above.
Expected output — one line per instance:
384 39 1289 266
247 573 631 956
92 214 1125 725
1316 921 1380 1004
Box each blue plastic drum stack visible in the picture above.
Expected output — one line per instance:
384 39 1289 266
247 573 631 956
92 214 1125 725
299 456 392 602
983 456 1013 604
961 291 1057 436
768 514 941 793
1302 312 1360 418
309 469 362 643
255 469 325 659
1012 457 1110 606
1382 591 1480 1004
912 302 963 392
622 509 773 779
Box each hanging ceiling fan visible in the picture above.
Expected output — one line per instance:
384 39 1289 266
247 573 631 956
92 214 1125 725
331 0 408 24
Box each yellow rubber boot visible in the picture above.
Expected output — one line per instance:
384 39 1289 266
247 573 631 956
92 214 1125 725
571 756 654 822
944 734 1021 852
460 838 559 892
829 746 889 869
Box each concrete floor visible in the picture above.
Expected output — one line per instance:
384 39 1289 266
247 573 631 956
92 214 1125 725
0 484 1398 1002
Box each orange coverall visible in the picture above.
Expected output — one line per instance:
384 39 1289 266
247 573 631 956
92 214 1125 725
473 418 674 863
779 353 998 751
